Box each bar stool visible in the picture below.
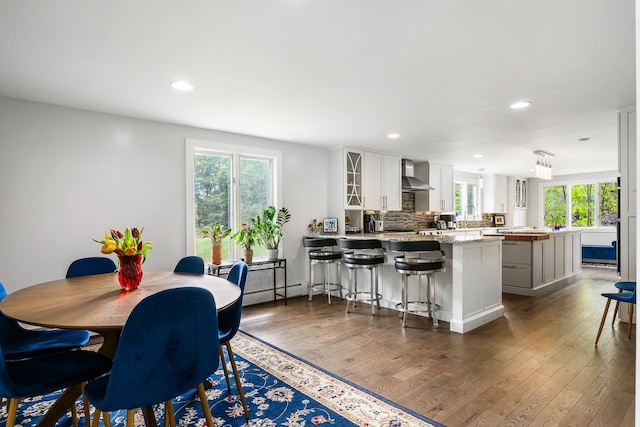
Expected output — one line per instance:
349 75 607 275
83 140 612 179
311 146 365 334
389 240 446 328
303 237 343 304
338 239 385 315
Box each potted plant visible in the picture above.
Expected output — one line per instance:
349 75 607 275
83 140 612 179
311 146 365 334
231 223 256 263
201 223 231 265
252 206 291 260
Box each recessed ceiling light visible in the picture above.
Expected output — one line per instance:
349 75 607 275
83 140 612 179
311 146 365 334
510 101 531 109
387 133 400 139
170 81 194 91
473 154 483 158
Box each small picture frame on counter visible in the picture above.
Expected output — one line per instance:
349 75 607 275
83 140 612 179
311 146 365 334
494 214 505 225
323 218 338 233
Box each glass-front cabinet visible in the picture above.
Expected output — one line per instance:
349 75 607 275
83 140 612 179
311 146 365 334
515 178 527 209
345 149 363 209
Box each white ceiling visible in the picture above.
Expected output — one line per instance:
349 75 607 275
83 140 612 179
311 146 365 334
0 1 635 178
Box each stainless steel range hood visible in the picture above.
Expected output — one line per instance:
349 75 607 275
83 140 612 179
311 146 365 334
402 159 435 192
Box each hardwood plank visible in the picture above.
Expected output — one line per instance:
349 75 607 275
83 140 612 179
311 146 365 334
240 266 634 426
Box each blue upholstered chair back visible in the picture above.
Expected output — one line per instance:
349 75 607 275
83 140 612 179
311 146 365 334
66 257 117 278
0 282 89 359
87 287 220 411
174 256 205 274
218 262 248 344
0 283 21 350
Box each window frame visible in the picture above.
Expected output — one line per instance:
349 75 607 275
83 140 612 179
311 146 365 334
185 138 283 259
539 176 618 229
454 176 481 220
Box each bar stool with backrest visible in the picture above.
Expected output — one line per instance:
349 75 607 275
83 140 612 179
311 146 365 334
389 240 446 328
338 239 385 315
302 237 343 304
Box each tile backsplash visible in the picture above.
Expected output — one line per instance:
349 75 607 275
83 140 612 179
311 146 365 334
381 193 496 230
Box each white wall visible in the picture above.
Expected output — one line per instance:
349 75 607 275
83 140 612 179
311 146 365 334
0 97 329 299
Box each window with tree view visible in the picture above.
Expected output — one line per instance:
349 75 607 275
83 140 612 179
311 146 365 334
543 181 617 229
191 147 277 262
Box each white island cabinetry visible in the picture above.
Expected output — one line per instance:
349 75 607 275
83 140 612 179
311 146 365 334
498 229 582 296
334 233 505 334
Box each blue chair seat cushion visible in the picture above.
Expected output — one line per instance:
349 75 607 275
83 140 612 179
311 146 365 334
4 350 112 397
601 292 636 303
2 329 90 360
582 245 616 260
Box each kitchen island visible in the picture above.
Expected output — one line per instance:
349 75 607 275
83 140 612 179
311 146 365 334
484 229 583 296
308 232 505 333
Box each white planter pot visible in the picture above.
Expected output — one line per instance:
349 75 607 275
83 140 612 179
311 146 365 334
266 249 279 260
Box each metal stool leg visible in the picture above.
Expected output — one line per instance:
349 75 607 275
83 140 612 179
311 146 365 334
325 262 332 305
401 274 408 327
346 268 354 313
428 273 439 328
308 259 314 301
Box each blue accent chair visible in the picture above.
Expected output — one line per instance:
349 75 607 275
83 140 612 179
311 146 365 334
0 342 111 427
66 257 117 278
218 262 249 419
595 281 636 345
611 281 637 325
84 287 220 427
0 282 90 361
174 256 205 274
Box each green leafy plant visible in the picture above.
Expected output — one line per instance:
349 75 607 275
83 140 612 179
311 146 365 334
231 223 256 250
252 206 291 250
200 222 231 244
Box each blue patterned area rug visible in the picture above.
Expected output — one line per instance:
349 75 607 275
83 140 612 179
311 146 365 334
1 331 443 427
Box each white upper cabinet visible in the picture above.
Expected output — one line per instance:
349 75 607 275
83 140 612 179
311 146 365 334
363 151 383 211
415 162 454 212
363 152 402 211
482 174 509 213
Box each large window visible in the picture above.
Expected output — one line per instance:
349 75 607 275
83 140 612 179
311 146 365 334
543 180 617 228
186 139 282 261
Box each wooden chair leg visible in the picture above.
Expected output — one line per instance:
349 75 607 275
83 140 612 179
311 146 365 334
612 300 620 326
104 411 113 427
225 342 249 419
628 303 634 338
6 397 19 427
220 344 231 390
196 383 215 427
596 298 612 345
126 409 135 427
164 401 176 427
71 401 78 427
81 382 91 427
91 410 101 427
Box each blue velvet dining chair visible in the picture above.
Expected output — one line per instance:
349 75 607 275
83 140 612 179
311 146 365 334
595 281 636 345
0 341 111 427
174 256 205 274
66 257 117 278
83 287 220 427
0 282 90 361
217 261 249 419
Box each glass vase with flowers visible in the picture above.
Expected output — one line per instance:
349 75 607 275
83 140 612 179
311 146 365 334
93 227 152 290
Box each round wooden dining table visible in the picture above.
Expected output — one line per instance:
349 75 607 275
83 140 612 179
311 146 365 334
0 271 241 427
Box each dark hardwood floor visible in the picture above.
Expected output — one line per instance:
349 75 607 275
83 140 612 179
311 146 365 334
240 266 635 426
